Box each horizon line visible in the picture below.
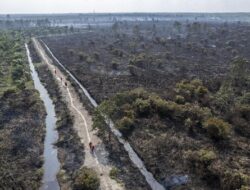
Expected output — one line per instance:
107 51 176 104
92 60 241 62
1 11 250 15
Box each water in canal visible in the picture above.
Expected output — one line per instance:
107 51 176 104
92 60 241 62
25 43 60 190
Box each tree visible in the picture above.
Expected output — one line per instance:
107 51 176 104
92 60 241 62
133 24 140 37
69 25 74 33
112 22 119 35
174 21 182 33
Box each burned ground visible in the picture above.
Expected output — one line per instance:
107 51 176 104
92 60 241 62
42 21 250 102
41 20 250 190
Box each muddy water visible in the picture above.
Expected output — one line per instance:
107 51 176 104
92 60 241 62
25 44 60 190
41 40 166 190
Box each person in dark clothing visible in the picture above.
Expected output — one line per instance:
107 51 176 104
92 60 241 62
91 145 95 153
89 142 92 150
89 142 95 153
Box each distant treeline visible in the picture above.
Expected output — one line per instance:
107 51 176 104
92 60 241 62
1 13 250 29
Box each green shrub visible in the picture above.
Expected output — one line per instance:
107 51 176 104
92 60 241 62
16 80 26 90
175 79 209 102
111 49 123 57
195 86 209 98
73 167 100 190
241 186 250 190
129 88 149 100
203 118 231 140
238 92 250 104
153 98 169 116
171 103 186 119
175 81 193 101
187 149 217 167
175 95 185 104
186 149 217 179
184 118 194 129
133 98 151 116
197 149 217 163
234 104 250 120
99 100 118 118
12 58 23 65
124 109 135 119
116 116 135 137
213 86 235 113
86 57 95 64
78 52 87 61
183 104 212 123
112 88 148 107
109 167 120 180
190 79 203 87
129 53 147 67
150 97 172 116
2 88 17 98
150 96 186 119
12 65 24 81
92 109 105 130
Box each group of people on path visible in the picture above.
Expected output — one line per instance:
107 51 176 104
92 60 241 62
54 68 96 154
55 68 68 87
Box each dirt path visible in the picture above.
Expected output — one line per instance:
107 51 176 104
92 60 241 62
32 38 124 190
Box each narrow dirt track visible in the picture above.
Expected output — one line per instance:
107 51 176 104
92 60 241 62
32 38 124 190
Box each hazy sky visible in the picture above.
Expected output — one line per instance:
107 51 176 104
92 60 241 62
0 0 250 14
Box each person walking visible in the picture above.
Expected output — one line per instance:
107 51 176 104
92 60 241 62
89 142 92 150
91 144 95 154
